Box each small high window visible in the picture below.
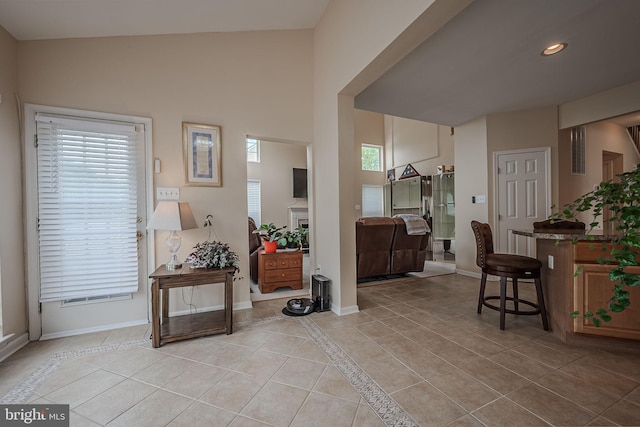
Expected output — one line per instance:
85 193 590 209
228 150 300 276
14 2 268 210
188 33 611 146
247 138 260 163
361 144 382 171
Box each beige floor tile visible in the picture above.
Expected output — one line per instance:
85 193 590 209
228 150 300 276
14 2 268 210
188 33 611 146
586 416 618 426
102 323 151 344
258 331 307 356
472 397 550 426
488 349 552 381
228 416 272 427
355 320 398 339
393 349 461 380
601 399 640 426
155 336 226 362
132 354 198 387
68 411 101 427
625 386 640 405
108 389 193 427
360 306 398 319
290 339 330 363
162 363 229 398
447 414 488 426
508 383 597 426
428 369 501 412
474 325 532 349
271 357 325 390
234 349 288 383
535 371 619 413
457 358 530 395
392 381 466 426
102 347 167 377
512 341 579 369
34 360 98 396
240 381 309 426
356 353 422 393
290 391 358 427
73 378 157 424
44 369 125 408
312 365 360 403
200 343 256 369
199 372 265 413
560 360 640 398
220 328 271 348
353 403 386 426
449 334 508 357
167 401 236 426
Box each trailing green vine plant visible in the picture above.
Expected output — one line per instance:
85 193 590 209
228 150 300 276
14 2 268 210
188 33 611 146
550 164 640 326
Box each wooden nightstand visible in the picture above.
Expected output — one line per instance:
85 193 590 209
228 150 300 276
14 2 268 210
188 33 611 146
257 249 303 293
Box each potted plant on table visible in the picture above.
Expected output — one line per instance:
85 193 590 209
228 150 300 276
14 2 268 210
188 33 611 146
253 223 287 253
281 226 309 249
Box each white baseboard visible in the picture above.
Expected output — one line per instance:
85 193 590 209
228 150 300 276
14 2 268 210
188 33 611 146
233 301 253 311
0 333 29 362
333 304 359 316
170 301 254 317
40 319 149 341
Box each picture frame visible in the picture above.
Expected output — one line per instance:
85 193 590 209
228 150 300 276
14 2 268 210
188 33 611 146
399 163 420 179
387 169 396 183
183 122 222 187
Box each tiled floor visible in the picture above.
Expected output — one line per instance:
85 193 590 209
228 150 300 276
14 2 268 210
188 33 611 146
2 273 640 426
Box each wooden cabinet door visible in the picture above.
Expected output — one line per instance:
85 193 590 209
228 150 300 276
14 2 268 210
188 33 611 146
573 263 640 340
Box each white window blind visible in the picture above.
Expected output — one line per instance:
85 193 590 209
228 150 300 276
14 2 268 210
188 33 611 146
247 179 261 225
362 185 383 217
246 138 260 162
36 113 141 302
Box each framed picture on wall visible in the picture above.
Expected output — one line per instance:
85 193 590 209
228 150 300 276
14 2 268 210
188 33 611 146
183 122 222 187
387 169 396 182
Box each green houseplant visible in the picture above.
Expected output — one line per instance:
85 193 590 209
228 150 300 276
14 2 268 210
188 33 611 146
281 226 309 249
253 223 287 252
551 164 640 326
185 240 240 271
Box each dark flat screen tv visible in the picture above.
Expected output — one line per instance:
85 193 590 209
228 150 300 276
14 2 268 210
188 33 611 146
293 168 308 199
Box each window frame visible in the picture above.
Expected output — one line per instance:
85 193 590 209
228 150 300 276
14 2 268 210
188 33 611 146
361 143 383 172
247 138 260 163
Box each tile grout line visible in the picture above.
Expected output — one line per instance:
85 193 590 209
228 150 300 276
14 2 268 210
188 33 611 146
297 315 418 427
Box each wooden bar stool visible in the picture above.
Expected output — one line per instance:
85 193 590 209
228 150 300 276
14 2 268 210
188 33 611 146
470 221 549 331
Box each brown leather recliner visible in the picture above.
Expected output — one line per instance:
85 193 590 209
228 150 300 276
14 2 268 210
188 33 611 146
390 218 429 274
248 217 262 282
356 217 396 279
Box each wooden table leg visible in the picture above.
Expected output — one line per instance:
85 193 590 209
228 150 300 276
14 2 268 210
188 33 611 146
151 279 160 348
162 286 169 321
226 271 233 334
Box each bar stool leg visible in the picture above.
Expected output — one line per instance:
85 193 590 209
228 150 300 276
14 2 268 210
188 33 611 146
512 278 519 312
500 276 508 330
534 278 550 331
478 272 488 314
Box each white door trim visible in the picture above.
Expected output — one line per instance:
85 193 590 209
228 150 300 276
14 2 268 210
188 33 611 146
23 104 155 340
493 147 551 253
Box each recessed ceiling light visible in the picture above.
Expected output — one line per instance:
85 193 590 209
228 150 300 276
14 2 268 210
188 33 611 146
541 42 567 56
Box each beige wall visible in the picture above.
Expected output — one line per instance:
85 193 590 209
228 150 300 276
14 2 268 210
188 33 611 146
0 26 26 344
247 140 308 229
354 109 385 215
385 115 454 177
558 120 640 226
454 117 488 275
18 30 314 311
486 106 560 227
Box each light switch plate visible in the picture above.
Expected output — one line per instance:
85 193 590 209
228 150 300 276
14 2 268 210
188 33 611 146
157 187 179 200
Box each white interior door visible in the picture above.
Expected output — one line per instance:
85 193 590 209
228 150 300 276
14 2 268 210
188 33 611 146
495 148 550 256
25 105 152 340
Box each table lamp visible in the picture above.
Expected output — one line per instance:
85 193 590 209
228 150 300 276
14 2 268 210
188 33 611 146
147 201 198 270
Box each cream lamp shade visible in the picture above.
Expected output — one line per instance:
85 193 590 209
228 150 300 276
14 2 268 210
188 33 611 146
147 201 198 269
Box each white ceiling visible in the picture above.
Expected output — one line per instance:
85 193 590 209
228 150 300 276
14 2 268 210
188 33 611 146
0 0 330 40
355 0 640 126
1 0 639 127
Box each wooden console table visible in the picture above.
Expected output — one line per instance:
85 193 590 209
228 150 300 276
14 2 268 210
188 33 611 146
149 265 234 348
258 249 303 293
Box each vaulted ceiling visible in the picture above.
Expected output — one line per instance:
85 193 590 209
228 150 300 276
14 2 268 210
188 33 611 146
1 0 639 127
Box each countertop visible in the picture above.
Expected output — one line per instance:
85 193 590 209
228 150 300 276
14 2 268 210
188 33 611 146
512 229 615 241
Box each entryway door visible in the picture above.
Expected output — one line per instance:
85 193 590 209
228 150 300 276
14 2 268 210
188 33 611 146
25 105 153 340
495 148 551 256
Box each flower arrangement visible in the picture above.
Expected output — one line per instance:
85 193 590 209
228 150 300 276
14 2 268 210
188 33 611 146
185 240 239 270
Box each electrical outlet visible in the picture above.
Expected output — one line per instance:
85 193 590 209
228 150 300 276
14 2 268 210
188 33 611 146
548 255 554 270
157 187 179 200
